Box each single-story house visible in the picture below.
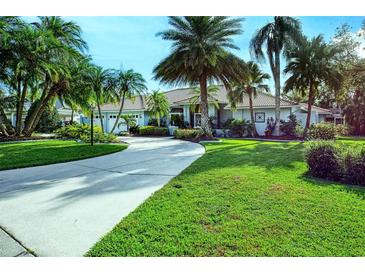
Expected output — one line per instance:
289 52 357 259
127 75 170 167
90 86 344 136
4 100 80 127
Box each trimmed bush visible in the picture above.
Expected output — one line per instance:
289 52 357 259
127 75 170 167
139 126 168 136
304 141 342 180
343 147 365 185
54 124 117 143
335 124 350 136
174 129 204 141
280 114 299 137
305 141 365 186
308 123 336 140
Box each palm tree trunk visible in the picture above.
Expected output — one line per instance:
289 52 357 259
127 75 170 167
15 81 27 136
199 74 212 137
0 105 15 135
23 82 65 136
303 81 314 137
273 50 281 136
0 123 9 136
157 113 160 127
22 78 50 135
70 109 74 124
96 99 104 133
110 91 126 134
248 91 258 137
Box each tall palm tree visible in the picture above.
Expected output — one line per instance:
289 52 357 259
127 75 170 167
146 90 170 127
228 61 270 137
86 65 113 133
153 16 247 137
284 35 342 136
109 69 147 134
250 16 302 135
22 17 87 136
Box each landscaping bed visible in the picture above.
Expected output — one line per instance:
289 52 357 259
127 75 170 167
87 138 365 256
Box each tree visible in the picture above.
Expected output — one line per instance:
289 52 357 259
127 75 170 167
284 35 342 136
228 61 270 137
146 90 170 127
118 114 137 132
86 65 113 133
22 16 87 136
189 85 220 112
109 69 147 134
250 16 302 135
153 16 247 137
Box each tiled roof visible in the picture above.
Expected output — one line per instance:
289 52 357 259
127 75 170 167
99 86 298 111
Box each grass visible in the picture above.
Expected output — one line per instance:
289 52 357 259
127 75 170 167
87 137 365 257
0 140 127 170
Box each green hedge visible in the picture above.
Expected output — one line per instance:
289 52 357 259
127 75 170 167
138 126 168 136
174 129 204 141
304 141 365 186
54 124 117 143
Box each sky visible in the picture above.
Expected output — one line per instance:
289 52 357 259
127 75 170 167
26 16 365 92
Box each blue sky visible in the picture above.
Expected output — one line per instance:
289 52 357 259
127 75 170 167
28 16 365 91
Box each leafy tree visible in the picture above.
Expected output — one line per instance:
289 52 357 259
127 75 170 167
228 61 270 137
109 69 147 134
153 16 247 137
250 16 302 135
146 90 170 127
284 35 342 136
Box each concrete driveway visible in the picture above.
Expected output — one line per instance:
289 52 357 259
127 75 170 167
0 137 204 256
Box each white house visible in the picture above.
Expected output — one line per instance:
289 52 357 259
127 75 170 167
91 86 343 136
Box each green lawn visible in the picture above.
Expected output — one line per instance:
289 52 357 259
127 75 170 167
87 138 365 257
0 140 127 170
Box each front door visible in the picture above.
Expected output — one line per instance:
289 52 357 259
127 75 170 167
194 113 201 128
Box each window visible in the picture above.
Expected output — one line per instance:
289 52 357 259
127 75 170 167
255 112 265 123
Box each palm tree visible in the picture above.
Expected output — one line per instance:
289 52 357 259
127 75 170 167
22 17 87 136
284 35 342 136
153 16 247 137
189 85 220 112
250 16 302 135
109 69 147 134
228 61 270 137
146 90 170 127
86 65 113 133
118 114 137 132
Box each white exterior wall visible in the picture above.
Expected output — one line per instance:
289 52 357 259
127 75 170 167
183 105 190 123
208 104 216 117
93 110 145 133
232 107 292 136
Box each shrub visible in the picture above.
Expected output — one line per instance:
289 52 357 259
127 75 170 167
335 124 350 136
222 118 235 129
129 125 139 135
305 141 365 186
304 141 342 180
222 119 253 137
280 114 299 137
308 123 336 140
138 126 168 136
343 147 365 186
174 129 204 141
54 124 117 143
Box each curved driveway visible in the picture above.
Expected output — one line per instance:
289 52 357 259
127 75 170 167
0 137 204 256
